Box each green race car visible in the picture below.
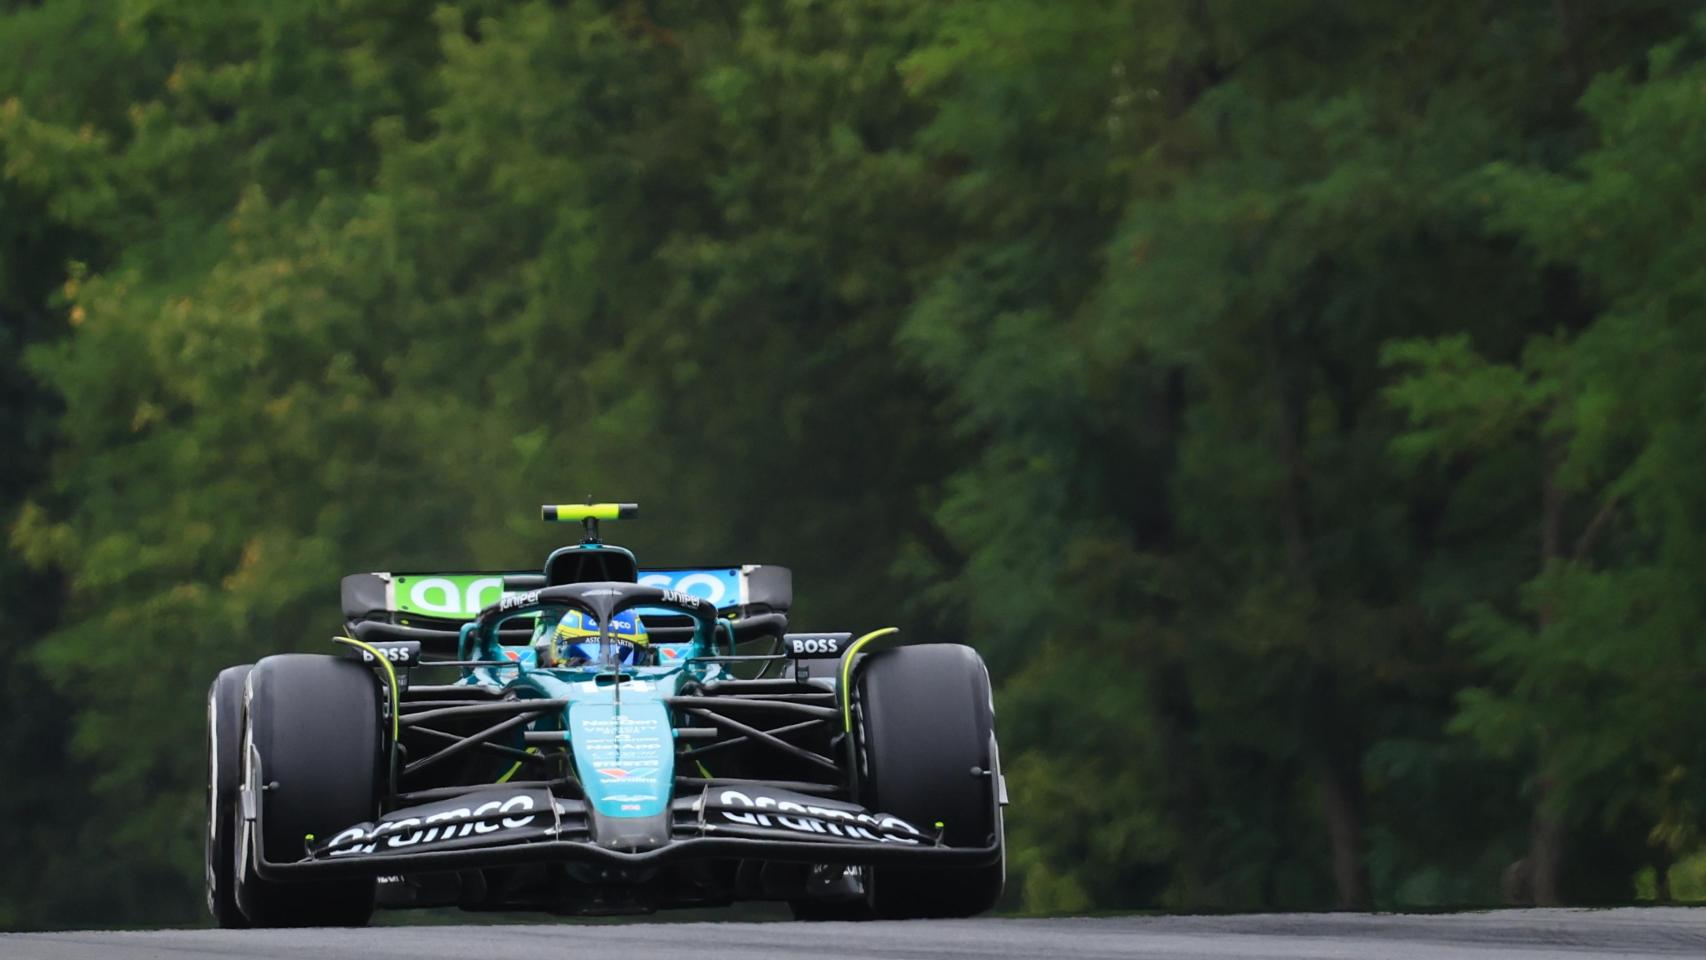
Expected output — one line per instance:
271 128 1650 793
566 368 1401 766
206 504 1006 925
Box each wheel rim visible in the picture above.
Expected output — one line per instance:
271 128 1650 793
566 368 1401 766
205 691 220 916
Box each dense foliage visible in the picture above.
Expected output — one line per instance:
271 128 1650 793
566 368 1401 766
6 0 1706 928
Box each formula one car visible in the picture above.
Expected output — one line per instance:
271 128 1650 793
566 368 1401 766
206 504 1006 926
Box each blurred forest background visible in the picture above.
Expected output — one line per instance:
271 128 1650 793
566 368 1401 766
6 0 1706 930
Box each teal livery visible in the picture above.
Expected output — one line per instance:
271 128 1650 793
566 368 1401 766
505 666 683 821
207 503 1007 926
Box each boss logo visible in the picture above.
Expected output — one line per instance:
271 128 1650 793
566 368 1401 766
344 640 420 666
788 637 840 656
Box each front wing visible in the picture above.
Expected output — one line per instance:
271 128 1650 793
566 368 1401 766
248 784 1000 881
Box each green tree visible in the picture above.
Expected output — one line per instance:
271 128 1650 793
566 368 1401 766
8 0 1706 928
1389 25 1706 902
901 0 1696 911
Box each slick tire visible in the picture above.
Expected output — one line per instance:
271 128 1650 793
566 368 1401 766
234 654 381 927
855 643 1005 919
788 897 874 921
207 665 253 928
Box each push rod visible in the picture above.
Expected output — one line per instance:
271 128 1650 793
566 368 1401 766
409 724 542 763
677 718 823 760
403 711 540 777
666 696 837 720
682 708 839 772
400 699 568 727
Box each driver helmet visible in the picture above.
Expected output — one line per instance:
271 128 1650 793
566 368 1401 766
553 608 649 665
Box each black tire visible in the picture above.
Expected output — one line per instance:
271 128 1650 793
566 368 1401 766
788 896 874 921
855 643 1005 919
207 665 253 928
234 654 382 927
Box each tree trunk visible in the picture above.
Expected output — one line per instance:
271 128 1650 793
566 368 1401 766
1527 446 1567 905
1654 853 1673 903
1266 319 1371 911
1305 668 1372 911
1529 788 1566 907
1146 662 1217 908
1317 754 1372 910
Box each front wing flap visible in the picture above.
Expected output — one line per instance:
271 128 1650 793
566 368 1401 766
255 785 996 880
696 786 935 846
308 787 561 860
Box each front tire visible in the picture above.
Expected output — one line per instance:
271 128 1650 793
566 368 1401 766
854 643 1005 919
233 654 382 927
788 896 874 921
207 665 253 928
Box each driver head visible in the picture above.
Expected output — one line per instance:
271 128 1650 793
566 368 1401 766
553 608 650 666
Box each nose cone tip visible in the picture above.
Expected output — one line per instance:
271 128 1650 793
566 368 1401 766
588 813 671 852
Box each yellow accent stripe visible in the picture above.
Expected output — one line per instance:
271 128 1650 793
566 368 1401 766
840 627 900 731
333 636 400 742
497 747 540 784
542 503 634 521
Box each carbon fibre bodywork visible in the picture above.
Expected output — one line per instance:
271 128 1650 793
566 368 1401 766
233 573 1004 916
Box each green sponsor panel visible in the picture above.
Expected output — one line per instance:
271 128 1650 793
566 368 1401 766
392 573 524 618
386 567 753 620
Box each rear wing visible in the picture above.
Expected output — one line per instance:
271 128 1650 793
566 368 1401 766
341 565 792 622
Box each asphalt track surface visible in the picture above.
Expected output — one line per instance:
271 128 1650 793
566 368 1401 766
7 908 1705 959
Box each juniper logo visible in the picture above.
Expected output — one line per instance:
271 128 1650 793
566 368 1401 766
638 569 740 606
499 589 541 611
658 588 703 608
